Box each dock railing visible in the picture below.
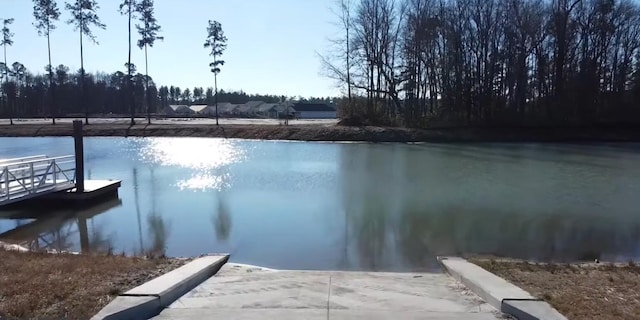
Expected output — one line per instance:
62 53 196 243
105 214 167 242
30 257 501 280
0 155 76 205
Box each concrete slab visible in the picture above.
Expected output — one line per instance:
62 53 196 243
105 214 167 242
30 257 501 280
92 255 229 320
439 257 535 310
171 273 331 309
327 271 492 313
153 263 506 319
503 300 568 320
90 296 159 320
154 308 507 320
439 257 569 320
125 255 229 306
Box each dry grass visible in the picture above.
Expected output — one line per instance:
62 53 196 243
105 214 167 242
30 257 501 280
472 259 640 320
0 249 186 320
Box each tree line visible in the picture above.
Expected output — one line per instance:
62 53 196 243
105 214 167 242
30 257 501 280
2 0 237 124
0 63 336 118
1 0 165 124
324 0 640 127
0 64 159 117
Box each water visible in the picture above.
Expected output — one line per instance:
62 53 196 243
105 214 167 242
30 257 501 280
1 137 640 271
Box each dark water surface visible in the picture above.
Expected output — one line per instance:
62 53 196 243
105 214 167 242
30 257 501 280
1 137 639 271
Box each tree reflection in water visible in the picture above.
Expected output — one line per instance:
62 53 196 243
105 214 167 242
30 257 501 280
339 143 640 270
133 168 145 253
0 200 120 254
213 193 231 241
146 213 170 257
145 166 171 258
212 164 232 242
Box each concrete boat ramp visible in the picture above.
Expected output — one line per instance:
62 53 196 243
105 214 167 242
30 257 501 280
153 264 504 320
95 255 566 320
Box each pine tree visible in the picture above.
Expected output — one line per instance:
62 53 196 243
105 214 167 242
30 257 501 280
204 20 227 125
1 18 15 125
65 0 106 125
33 0 61 125
136 0 162 124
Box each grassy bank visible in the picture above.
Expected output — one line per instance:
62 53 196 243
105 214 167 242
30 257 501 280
473 259 640 320
1 122 640 142
0 249 186 319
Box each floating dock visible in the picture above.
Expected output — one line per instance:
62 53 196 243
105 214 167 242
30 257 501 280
41 180 122 203
0 120 121 209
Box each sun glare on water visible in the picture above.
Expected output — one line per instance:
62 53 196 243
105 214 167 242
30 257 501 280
137 138 245 191
176 172 232 191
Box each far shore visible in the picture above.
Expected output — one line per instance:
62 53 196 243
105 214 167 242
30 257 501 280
1 119 640 142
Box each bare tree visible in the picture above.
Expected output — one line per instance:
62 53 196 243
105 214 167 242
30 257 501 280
320 0 356 118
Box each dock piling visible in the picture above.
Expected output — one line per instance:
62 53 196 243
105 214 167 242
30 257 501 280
73 120 85 193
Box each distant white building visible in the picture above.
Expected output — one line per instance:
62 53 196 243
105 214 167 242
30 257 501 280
165 105 194 115
216 103 240 115
256 103 286 118
236 101 266 116
290 103 337 119
234 101 266 117
189 105 213 115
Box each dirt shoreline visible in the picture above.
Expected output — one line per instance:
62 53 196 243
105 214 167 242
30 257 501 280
1 123 640 142
473 259 640 320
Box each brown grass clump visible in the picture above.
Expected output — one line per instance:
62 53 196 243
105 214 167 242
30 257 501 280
472 259 640 320
0 249 185 319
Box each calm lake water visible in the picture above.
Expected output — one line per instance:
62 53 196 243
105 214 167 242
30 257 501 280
1 137 640 271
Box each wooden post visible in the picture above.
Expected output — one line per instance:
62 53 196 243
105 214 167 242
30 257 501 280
73 120 85 193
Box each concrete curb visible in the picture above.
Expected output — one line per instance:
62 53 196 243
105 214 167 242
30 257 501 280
438 257 567 320
91 254 229 320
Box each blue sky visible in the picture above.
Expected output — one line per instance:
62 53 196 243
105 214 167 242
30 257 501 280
1 0 342 97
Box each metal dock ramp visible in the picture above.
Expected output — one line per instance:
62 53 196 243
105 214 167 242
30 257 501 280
0 155 76 206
